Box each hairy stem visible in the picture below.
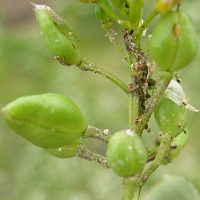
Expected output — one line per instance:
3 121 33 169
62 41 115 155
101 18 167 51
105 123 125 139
128 93 139 131
101 21 131 67
82 125 111 144
133 134 172 198
77 145 109 168
135 71 172 137
78 58 130 94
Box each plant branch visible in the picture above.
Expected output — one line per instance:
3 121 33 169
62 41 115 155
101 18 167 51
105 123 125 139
82 125 111 144
133 134 172 199
122 176 138 200
135 71 172 137
78 58 130 94
128 93 139 131
136 8 159 38
76 145 110 168
101 20 131 67
95 0 128 28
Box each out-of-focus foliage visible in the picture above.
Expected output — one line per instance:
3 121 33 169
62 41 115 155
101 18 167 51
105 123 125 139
0 0 200 199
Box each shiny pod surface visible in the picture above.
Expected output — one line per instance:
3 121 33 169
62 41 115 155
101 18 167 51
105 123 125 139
2 93 86 148
106 130 147 177
45 139 82 158
149 11 198 72
154 80 188 137
142 175 200 200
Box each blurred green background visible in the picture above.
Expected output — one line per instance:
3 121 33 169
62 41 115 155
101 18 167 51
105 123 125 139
0 0 200 199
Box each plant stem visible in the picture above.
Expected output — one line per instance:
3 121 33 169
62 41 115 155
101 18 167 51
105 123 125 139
135 71 172 137
78 58 130 94
101 20 132 67
133 134 172 199
129 0 144 31
122 176 138 200
136 8 159 39
96 0 128 27
82 125 111 144
128 93 139 131
77 145 110 168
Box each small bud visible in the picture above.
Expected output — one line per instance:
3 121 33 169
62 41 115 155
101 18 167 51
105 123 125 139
156 0 172 13
2 93 87 148
31 3 82 66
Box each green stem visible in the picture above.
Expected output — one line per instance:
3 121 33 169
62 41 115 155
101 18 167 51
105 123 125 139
78 58 130 94
82 125 111 144
129 0 144 31
128 93 139 131
133 134 172 199
77 145 110 168
101 20 131 67
135 71 172 137
136 8 159 39
95 0 128 28
122 176 138 200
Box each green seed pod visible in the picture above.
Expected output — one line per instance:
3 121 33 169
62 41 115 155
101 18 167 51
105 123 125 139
142 175 200 200
149 11 198 72
45 139 82 158
31 3 82 66
2 93 87 149
154 80 188 137
95 0 114 22
170 126 189 159
106 130 147 177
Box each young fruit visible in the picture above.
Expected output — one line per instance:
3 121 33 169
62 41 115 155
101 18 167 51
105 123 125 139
31 3 82 66
170 127 189 159
142 175 200 200
155 0 172 13
2 93 87 149
149 11 198 72
95 0 113 22
45 139 82 158
154 80 188 138
106 129 147 177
